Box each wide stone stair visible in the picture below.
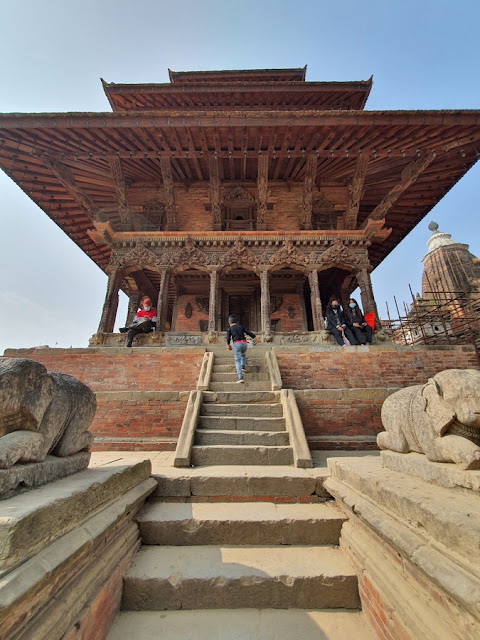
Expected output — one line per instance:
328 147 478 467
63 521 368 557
107 489 373 639
191 351 297 466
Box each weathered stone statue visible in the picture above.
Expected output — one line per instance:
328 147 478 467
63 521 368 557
0 357 95 468
378 368 480 469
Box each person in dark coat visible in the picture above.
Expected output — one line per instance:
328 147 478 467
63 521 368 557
345 298 373 345
325 299 358 346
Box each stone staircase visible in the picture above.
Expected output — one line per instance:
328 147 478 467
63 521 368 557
107 489 373 639
175 348 313 468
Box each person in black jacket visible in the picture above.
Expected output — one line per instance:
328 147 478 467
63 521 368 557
325 299 358 346
226 315 260 383
345 298 373 345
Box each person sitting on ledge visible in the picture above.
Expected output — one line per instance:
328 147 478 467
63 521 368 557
325 299 358 347
119 297 157 347
345 297 373 345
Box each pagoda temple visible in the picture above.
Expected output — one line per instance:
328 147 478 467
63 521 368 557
1 67 479 345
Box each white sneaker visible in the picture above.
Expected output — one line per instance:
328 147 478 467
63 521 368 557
241 367 247 373
236 378 245 383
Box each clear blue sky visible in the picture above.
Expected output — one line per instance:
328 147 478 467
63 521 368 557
1 0 479 353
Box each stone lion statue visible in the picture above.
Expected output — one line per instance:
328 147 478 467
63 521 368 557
0 357 96 469
378 368 480 470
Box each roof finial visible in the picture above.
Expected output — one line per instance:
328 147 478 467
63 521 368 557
428 221 439 232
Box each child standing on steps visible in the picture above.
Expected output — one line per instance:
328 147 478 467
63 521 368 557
226 315 261 383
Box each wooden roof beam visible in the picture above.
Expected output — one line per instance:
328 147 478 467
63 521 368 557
360 152 437 227
344 154 370 229
40 155 101 222
257 155 269 230
159 157 178 231
301 154 317 230
108 157 133 230
209 154 221 231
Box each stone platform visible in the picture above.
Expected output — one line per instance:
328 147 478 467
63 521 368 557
325 456 480 640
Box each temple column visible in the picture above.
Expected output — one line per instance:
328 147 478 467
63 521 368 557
98 267 122 334
208 268 219 333
308 270 324 331
126 292 140 326
156 269 170 331
356 268 382 329
260 268 271 337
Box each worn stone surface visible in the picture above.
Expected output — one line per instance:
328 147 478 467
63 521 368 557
381 450 480 492
191 445 294 466
0 460 152 573
137 500 345 546
107 609 373 640
0 357 95 469
0 452 90 500
0 476 156 640
325 456 480 633
122 544 360 610
378 368 480 469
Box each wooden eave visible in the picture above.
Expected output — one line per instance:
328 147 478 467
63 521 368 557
1 108 479 274
168 67 307 83
102 80 373 112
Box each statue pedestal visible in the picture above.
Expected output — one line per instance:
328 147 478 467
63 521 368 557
0 461 156 640
0 452 91 500
325 456 480 640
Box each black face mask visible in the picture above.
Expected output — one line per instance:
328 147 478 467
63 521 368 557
331 305 339 310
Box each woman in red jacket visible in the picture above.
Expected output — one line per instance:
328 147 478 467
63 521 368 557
119 297 157 347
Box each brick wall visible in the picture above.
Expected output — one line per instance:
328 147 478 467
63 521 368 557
175 295 209 332
62 544 138 640
93 391 188 451
271 293 304 332
3 348 204 391
295 388 395 450
3 348 204 452
276 345 478 389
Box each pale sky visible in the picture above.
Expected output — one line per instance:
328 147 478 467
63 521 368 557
1 0 479 353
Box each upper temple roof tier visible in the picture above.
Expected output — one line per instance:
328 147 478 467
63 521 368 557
102 67 373 112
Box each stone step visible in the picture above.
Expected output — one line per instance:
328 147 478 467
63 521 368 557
195 429 290 446
198 415 286 430
209 381 272 392
203 390 280 403
211 372 270 382
213 363 265 373
121 545 360 610
214 356 265 365
191 445 294 466
201 402 283 417
152 465 330 500
137 501 345 546
107 610 374 640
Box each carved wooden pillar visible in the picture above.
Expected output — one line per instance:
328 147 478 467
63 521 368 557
126 292 140 326
98 268 122 334
308 270 324 331
301 154 317 230
209 155 222 231
257 155 268 230
160 157 178 231
156 269 170 331
356 268 381 329
208 268 219 333
260 268 271 335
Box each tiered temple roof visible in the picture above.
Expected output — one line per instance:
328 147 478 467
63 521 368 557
0 67 479 277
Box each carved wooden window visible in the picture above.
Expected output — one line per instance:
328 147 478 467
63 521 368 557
223 188 256 231
139 197 166 231
312 194 341 230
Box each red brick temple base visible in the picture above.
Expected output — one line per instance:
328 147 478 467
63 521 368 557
3 344 478 452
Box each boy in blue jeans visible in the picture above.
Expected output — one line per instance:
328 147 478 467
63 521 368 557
226 315 260 383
